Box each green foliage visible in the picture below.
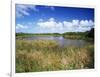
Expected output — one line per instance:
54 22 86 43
63 28 94 41
86 28 94 38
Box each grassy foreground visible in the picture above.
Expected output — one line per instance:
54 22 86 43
16 40 94 73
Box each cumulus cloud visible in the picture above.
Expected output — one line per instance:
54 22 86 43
16 24 28 29
80 20 94 27
72 20 79 26
16 4 38 18
37 18 94 33
37 18 56 29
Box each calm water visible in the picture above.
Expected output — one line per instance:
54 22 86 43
19 36 91 47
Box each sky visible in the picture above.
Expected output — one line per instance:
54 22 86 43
16 4 94 33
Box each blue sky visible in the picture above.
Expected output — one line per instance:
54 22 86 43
16 4 94 33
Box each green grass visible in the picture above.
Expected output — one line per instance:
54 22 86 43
16 40 94 73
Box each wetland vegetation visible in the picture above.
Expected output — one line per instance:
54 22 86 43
16 28 94 73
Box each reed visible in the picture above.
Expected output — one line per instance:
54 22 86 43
16 40 94 72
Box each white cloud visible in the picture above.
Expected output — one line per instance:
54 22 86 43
49 18 55 21
80 20 88 26
37 18 94 33
37 18 56 29
16 24 28 29
16 4 38 18
72 20 79 26
63 21 73 27
80 20 94 27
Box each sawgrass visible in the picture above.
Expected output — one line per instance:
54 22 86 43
16 40 94 73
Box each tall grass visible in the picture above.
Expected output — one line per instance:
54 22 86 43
16 40 94 73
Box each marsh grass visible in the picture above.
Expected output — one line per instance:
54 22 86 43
16 40 94 73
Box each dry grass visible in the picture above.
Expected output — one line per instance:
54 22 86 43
16 40 94 72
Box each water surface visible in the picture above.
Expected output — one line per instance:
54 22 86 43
18 36 91 47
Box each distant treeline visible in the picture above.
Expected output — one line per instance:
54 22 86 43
63 28 94 40
63 28 94 37
16 33 61 38
16 33 61 36
16 28 94 40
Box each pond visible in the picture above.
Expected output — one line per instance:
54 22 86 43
18 36 92 47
